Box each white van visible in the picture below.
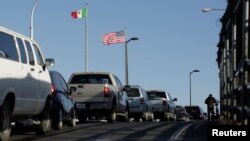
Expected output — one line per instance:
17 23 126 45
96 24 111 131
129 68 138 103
0 26 54 141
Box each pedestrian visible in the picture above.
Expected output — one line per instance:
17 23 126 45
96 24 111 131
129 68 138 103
204 94 218 121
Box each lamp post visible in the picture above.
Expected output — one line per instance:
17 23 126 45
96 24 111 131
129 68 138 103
202 8 225 13
125 37 139 85
30 0 39 39
189 69 200 106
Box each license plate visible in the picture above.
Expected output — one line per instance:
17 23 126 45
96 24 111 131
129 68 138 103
76 103 85 109
91 104 104 109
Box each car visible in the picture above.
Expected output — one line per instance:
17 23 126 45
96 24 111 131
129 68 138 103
184 105 206 120
0 26 54 140
146 90 177 121
124 85 154 121
68 72 129 123
175 105 190 121
49 70 76 130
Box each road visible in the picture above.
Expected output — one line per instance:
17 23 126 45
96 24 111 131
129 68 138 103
10 120 208 141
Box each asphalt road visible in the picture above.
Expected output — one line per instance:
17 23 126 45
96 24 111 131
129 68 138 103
10 120 208 141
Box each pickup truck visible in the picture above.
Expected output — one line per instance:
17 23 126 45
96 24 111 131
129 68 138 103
146 90 177 121
68 72 129 123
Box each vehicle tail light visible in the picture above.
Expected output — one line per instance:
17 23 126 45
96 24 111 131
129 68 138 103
163 100 167 106
140 98 145 104
104 84 110 97
180 112 185 117
51 84 56 97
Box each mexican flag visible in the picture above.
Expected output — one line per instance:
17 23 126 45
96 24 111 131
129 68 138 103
71 8 87 19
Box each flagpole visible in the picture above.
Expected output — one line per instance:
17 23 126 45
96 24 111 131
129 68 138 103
124 28 128 85
85 3 88 72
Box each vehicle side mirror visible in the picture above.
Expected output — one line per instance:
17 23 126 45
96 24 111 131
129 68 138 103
123 85 131 91
45 58 55 67
70 86 77 93
173 98 177 102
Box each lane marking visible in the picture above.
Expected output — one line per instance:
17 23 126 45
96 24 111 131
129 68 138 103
169 122 194 141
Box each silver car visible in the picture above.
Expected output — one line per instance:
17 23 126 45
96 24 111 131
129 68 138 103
124 85 154 121
147 90 177 121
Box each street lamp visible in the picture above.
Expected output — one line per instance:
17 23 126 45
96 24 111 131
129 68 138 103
202 8 225 13
189 69 200 107
125 37 139 85
30 0 39 39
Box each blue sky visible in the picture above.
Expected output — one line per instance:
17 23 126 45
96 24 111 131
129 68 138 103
0 0 227 111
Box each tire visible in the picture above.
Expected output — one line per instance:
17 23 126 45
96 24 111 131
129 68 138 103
142 113 148 121
35 99 51 135
52 109 63 130
148 113 154 122
107 103 116 123
172 114 177 121
123 108 129 122
0 101 11 141
68 109 76 127
162 113 169 121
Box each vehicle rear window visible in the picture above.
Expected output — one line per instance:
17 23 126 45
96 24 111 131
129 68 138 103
126 88 140 97
176 108 185 113
147 91 166 99
69 74 112 85
185 106 201 115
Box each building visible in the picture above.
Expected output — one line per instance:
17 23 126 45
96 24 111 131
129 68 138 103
217 0 249 125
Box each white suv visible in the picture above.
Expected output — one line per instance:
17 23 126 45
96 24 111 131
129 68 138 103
0 26 54 141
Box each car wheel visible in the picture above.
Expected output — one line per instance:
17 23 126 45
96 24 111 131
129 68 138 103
0 101 11 141
123 108 129 122
149 113 154 122
142 112 148 121
68 109 76 127
107 102 116 123
53 109 63 130
151 113 155 122
172 114 177 121
162 113 169 121
35 99 51 135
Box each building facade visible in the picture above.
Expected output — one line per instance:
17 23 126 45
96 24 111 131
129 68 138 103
217 0 249 125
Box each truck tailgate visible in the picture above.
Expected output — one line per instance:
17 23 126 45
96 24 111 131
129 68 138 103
149 99 164 109
69 84 113 103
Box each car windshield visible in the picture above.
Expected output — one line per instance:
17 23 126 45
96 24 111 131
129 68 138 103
126 88 140 97
69 74 112 84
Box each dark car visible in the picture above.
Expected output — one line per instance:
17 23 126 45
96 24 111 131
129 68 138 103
184 105 206 120
175 105 190 121
49 70 76 129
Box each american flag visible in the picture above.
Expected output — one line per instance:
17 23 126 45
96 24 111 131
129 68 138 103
102 30 126 45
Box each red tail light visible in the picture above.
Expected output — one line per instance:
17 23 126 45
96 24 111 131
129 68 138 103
163 100 167 106
51 84 56 97
140 98 145 104
104 84 110 97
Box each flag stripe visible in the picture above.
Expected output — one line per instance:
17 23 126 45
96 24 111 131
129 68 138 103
102 30 126 45
71 11 77 19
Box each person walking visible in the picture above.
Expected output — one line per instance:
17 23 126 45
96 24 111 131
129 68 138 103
205 94 218 121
